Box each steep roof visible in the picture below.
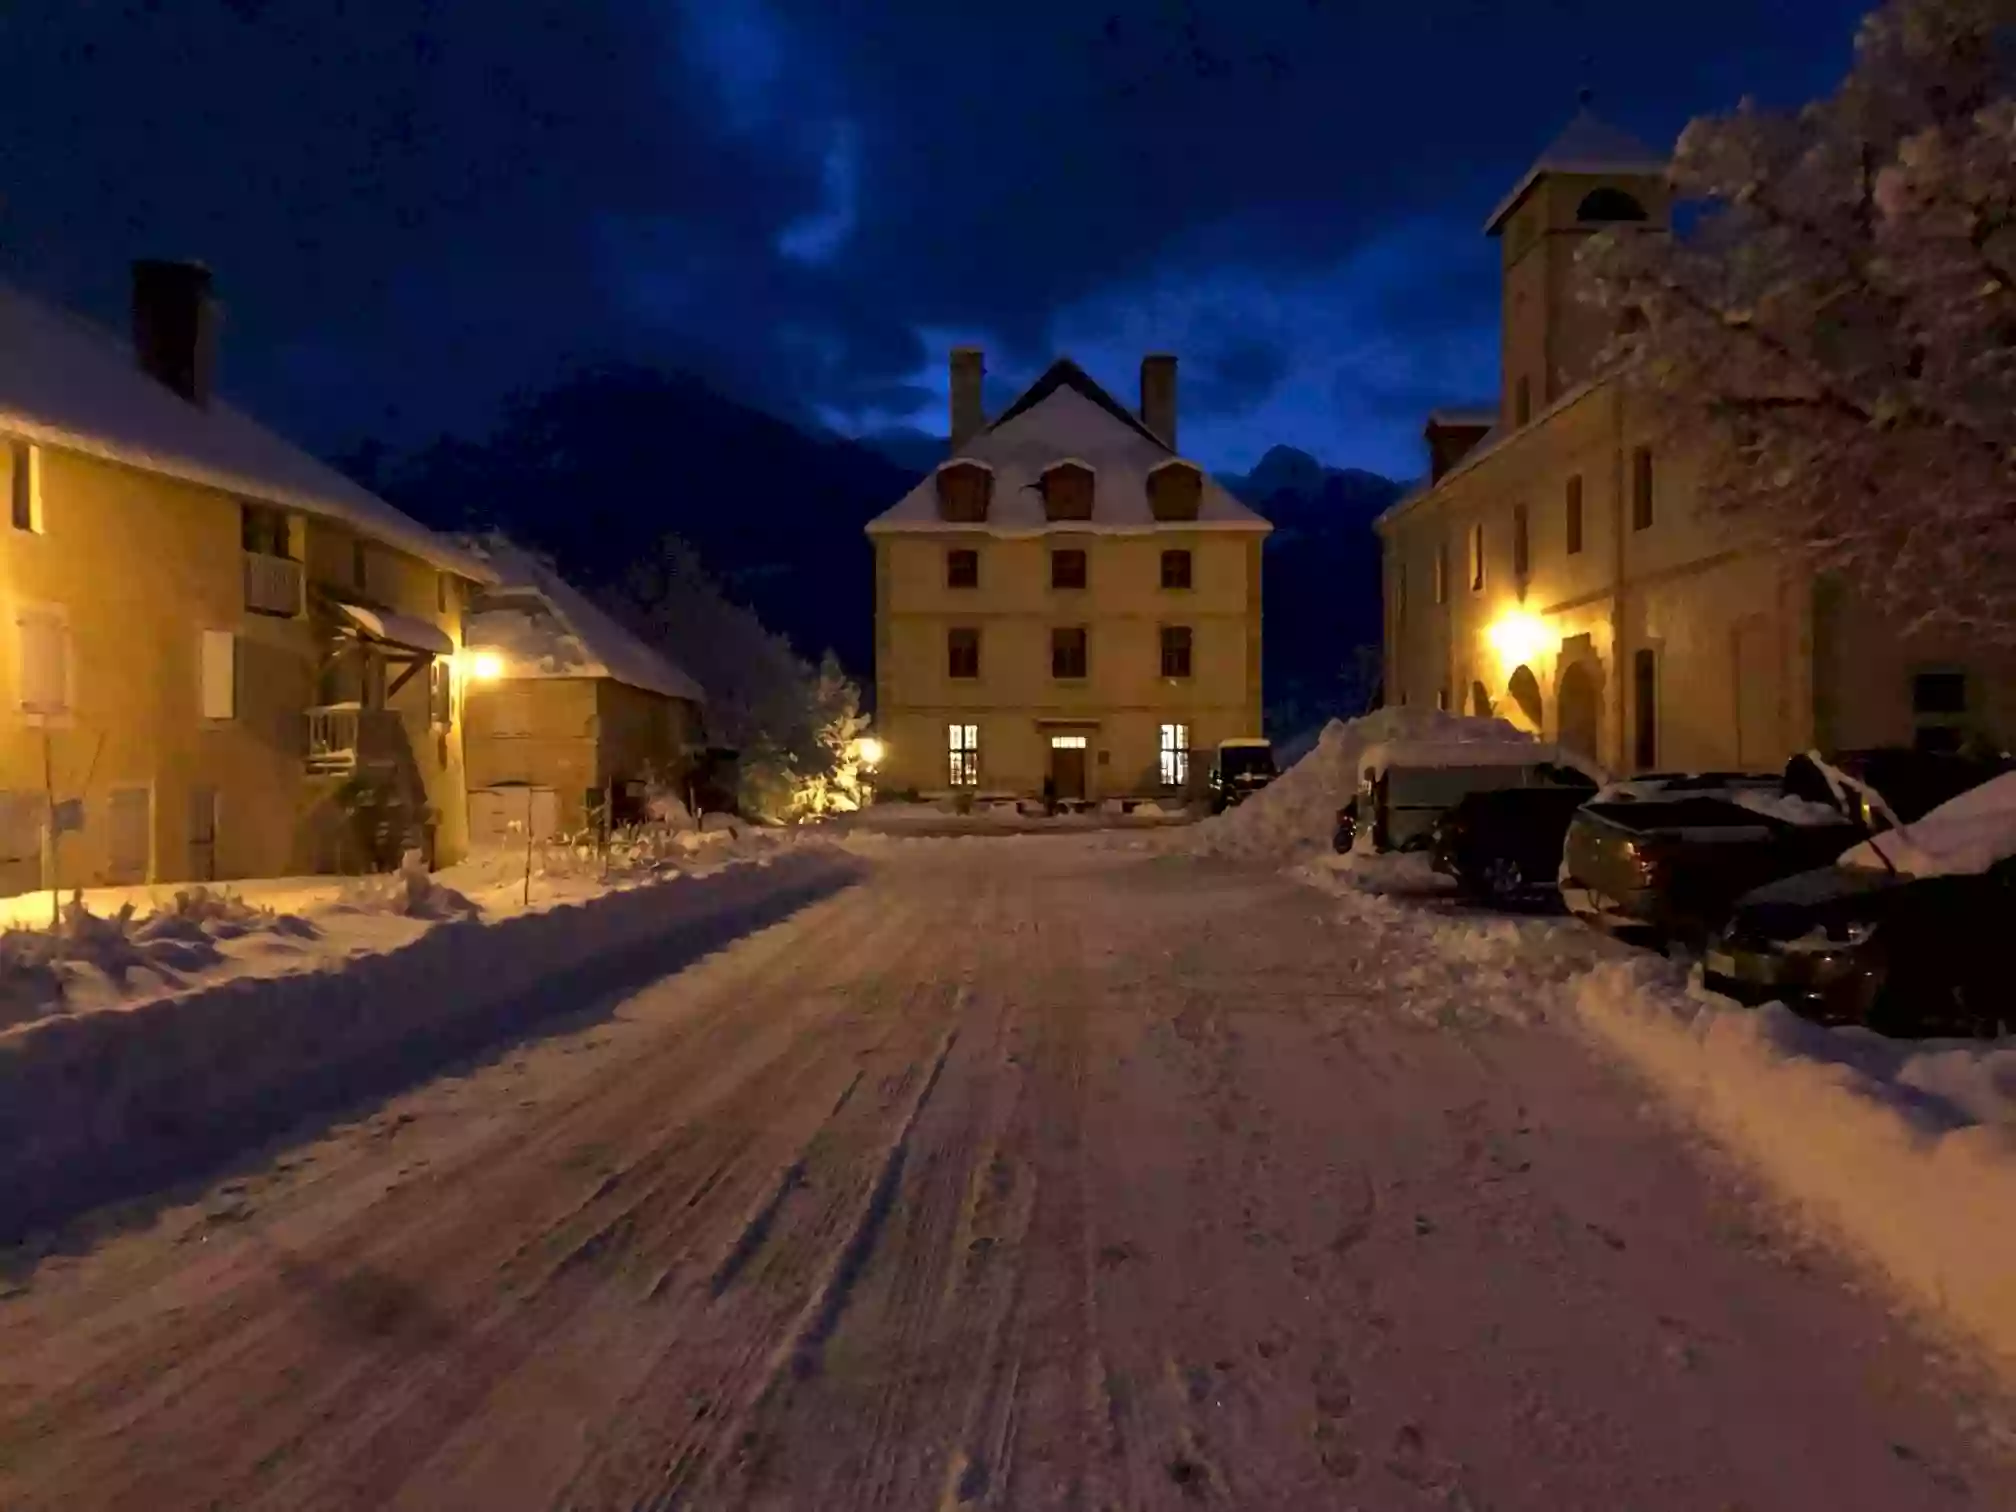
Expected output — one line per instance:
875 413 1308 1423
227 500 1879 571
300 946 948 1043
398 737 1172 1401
0 279 492 580
1484 107 1668 234
463 534 706 704
866 359 1269 537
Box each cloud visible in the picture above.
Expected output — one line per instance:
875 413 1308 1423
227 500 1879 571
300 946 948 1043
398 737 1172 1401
777 120 861 265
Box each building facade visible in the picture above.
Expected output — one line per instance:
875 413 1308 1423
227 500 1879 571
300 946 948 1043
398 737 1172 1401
1377 109 2015 775
462 535 706 841
0 261 494 896
867 353 1270 802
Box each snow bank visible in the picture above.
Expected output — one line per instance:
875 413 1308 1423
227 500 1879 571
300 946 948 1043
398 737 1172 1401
1179 707 1534 862
0 845 862 1242
1572 958 2016 1372
1292 855 2016 1373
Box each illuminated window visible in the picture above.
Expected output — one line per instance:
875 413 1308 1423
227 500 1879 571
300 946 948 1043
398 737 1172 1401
1159 723 1190 787
947 723 979 787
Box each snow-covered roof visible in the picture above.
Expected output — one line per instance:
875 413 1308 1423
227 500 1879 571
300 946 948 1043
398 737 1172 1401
1840 771 2016 879
1359 735 1602 782
1485 108 1669 234
0 279 493 582
463 535 706 704
866 359 1270 538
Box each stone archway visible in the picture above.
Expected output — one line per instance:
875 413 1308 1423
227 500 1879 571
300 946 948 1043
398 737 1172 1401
1557 659 1601 762
1507 664 1543 732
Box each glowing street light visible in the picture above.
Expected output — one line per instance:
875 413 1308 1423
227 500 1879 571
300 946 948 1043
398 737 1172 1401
1485 610 1548 667
855 736 886 769
468 650 505 682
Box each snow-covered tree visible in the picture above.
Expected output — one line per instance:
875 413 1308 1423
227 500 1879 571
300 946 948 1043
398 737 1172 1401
1579 0 2016 641
617 537 868 821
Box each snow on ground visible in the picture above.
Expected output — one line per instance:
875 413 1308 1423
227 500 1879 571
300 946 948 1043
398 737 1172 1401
1298 848 2016 1374
1176 707 1532 861
1 838 2010 1510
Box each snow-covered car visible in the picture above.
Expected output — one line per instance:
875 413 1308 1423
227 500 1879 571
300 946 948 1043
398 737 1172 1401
1559 750 2006 948
1348 738 1602 854
1703 770 2016 1036
1206 738 1278 814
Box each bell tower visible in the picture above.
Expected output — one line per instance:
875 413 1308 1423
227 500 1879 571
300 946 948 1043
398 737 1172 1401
1486 93 1669 429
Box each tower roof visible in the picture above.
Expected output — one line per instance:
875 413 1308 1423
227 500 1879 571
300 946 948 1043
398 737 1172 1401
1484 107 1668 235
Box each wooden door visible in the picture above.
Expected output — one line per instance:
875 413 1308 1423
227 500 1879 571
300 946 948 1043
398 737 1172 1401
1050 746 1087 801
108 786 151 884
188 786 218 882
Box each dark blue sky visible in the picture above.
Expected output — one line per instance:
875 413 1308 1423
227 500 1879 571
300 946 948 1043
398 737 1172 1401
0 0 1869 480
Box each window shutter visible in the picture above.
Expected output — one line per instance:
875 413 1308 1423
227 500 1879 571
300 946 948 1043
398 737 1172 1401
17 611 66 714
200 629 238 720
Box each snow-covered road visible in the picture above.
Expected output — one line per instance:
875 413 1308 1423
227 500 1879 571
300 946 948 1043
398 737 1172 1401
0 839 2009 1510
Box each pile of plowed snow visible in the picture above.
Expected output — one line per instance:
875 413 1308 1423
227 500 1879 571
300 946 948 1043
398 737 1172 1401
1180 707 1530 861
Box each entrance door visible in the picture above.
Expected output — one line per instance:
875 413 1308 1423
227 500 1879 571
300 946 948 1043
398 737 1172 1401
108 786 151 885
1557 660 1600 763
1049 735 1088 801
188 786 218 882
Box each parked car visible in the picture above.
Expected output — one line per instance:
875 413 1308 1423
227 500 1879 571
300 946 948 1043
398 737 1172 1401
1559 749 2008 948
1347 738 1601 854
1207 738 1279 814
1703 771 2016 1036
1429 777 1601 903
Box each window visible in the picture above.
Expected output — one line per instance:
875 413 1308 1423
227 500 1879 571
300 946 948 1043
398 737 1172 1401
1436 686 1449 711
1158 723 1191 787
947 723 979 787
1633 647 1659 769
1912 669 1969 752
1631 447 1654 531
1433 542 1448 604
1160 548 1193 590
16 607 69 716
1515 376 1532 426
1051 626 1088 680
1512 502 1530 580
352 539 370 590
1159 625 1193 679
1051 548 1087 590
1468 522 1485 592
1565 475 1584 555
1040 461 1095 521
947 626 981 679
8 441 41 533
1577 187 1649 223
429 659 453 728
199 629 238 720
946 548 979 589
240 501 289 556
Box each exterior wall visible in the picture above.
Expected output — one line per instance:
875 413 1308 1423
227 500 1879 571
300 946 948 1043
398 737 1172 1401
1812 583 2016 755
464 677 699 835
1381 383 1815 778
873 529 1265 799
0 442 472 897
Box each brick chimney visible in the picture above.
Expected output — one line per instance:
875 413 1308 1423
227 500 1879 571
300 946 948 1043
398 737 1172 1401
949 347 985 448
132 259 217 407
1140 353 1177 448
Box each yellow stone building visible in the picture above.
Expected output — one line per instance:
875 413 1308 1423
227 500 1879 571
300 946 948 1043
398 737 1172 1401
1378 108 2015 774
0 261 495 895
866 352 1270 802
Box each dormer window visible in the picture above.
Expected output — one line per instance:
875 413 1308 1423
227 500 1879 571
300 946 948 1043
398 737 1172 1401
934 459 995 523
1146 457 1203 522
1576 187 1648 223
1040 459 1096 522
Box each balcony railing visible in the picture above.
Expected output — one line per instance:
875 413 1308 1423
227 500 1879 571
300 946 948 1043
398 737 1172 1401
305 703 406 776
244 550 304 617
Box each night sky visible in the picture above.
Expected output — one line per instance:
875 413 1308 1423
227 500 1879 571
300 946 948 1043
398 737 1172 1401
2 0 1870 481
